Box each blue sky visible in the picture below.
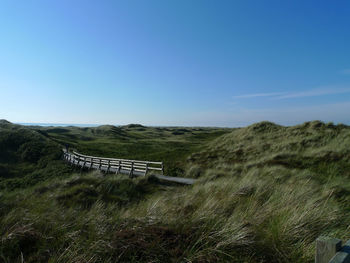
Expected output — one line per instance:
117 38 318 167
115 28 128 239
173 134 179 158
1 0 350 127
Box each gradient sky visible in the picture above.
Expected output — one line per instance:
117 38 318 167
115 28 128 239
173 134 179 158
1 0 350 127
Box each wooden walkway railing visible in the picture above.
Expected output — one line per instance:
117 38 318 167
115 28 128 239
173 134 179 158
316 236 350 263
64 150 163 177
63 149 195 185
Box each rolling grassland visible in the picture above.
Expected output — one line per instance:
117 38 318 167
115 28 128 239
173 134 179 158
0 120 349 262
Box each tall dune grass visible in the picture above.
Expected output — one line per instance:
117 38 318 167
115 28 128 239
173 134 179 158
1 121 350 262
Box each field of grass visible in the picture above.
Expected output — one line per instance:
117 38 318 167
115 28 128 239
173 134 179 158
1 120 350 262
35 123 229 177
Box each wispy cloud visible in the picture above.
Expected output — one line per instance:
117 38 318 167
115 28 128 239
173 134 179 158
232 92 285 99
340 69 350 75
233 86 350 100
275 87 350 99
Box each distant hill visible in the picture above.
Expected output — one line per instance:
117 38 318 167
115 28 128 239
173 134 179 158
123 123 146 129
0 119 11 125
0 121 71 189
187 120 350 180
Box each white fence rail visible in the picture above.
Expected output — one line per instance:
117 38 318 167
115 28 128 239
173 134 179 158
63 149 196 185
63 149 163 177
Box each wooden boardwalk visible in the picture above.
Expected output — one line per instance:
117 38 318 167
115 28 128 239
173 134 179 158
63 150 195 185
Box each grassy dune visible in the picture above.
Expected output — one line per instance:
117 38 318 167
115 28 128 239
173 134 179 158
35 123 229 177
0 120 350 262
0 121 72 190
123 121 350 262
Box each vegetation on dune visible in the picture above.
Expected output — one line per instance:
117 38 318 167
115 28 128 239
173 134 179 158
37 123 229 177
0 173 165 263
0 120 350 262
0 121 72 190
187 121 350 181
119 121 350 262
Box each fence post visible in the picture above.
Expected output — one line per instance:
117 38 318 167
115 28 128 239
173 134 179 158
116 160 121 174
89 158 93 170
316 236 342 263
70 154 73 166
107 160 110 173
129 162 134 178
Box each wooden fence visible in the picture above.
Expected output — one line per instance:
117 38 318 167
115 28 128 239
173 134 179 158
63 149 163 177
315 236 350 263
63 149 196 185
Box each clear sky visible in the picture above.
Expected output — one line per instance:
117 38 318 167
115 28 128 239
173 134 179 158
1 0 350 127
